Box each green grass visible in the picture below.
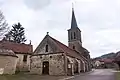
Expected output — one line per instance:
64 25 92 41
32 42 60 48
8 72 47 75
116 72 120 80
0 74 40 80
0 73 67 80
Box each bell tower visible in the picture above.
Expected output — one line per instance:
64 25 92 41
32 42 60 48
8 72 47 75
68 7 82 53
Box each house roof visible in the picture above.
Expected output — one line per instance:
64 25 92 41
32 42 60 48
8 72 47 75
0 40 33 54
49 35 87 60
0 49 18 57
99 58 114 63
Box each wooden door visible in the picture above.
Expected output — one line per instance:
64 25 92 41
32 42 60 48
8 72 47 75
42 61 49 75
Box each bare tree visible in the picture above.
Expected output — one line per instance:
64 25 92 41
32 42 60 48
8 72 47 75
0 10 8 39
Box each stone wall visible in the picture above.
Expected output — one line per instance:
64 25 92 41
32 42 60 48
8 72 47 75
34 37 62 54
0 56 17 74
16 54 30 71
66 56 82 75
30 53 65 75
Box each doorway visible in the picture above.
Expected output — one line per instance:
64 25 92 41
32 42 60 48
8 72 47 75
74 60 79 74
42 61 49 75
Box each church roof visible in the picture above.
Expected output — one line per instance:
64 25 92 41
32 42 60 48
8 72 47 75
33 34 88 61
0 40 33 54
48 35 87 60
71 8 78 29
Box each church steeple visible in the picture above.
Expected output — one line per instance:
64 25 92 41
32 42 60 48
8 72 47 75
71 7 78 29
68 5 82 52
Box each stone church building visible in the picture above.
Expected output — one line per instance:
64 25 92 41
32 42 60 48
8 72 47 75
30 9 91 75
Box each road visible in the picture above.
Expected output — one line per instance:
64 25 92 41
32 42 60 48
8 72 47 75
69 69 115 80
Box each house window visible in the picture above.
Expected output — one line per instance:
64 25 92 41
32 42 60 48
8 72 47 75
46 45 48 52
74 32 76 39
71 32 73 40
23 55 27 62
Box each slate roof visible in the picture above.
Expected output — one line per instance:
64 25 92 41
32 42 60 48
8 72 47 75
71 8 78 29
0 49 18 57
0 40 33 54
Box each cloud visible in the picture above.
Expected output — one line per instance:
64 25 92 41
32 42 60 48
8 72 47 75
1 0 120 58
24 0 51 10
24 0 70 10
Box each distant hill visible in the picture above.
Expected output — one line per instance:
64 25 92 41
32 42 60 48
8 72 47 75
93 52 116 60
100 53 116 59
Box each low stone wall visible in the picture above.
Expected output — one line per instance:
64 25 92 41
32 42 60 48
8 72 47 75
0 56 17 74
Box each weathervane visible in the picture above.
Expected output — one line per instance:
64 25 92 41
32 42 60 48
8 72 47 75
72 0 75 11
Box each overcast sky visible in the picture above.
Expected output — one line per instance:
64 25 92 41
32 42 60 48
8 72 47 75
0 0 120 58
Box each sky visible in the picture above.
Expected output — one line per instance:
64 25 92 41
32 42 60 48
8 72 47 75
0 0 120 58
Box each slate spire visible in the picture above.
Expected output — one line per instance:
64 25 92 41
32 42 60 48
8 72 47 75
71 6 78 29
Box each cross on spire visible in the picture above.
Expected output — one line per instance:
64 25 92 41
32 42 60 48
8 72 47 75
72 2 74 10
47 32 49 35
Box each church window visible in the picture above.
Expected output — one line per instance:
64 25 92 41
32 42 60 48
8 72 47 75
50 56 52 58
57 66 60 68
73 46 75 49
71 32 73 40
45 45 48 52
74 32 76 39
40 56 42 58
23 55 27 62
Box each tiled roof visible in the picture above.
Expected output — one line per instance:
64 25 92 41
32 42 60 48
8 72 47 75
0 49 18 57
0 40 33 54
99 58 114 63
49 36 87 60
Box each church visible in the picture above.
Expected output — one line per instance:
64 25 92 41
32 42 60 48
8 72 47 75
30 8 91 75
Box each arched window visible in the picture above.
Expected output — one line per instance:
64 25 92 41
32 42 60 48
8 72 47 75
74 32 76 39
73 46 75 49
45 45 48 52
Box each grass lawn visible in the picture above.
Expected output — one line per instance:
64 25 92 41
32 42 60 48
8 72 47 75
116 72 120 80
0 74 43 80
0 73 68 80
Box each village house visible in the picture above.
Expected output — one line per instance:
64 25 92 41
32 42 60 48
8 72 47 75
0 49 18 74
30 8 91 75
0 40 33 72
93 58 115 69
114 51 120 70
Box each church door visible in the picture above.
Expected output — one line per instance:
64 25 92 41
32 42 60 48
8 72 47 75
42 61 49 75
